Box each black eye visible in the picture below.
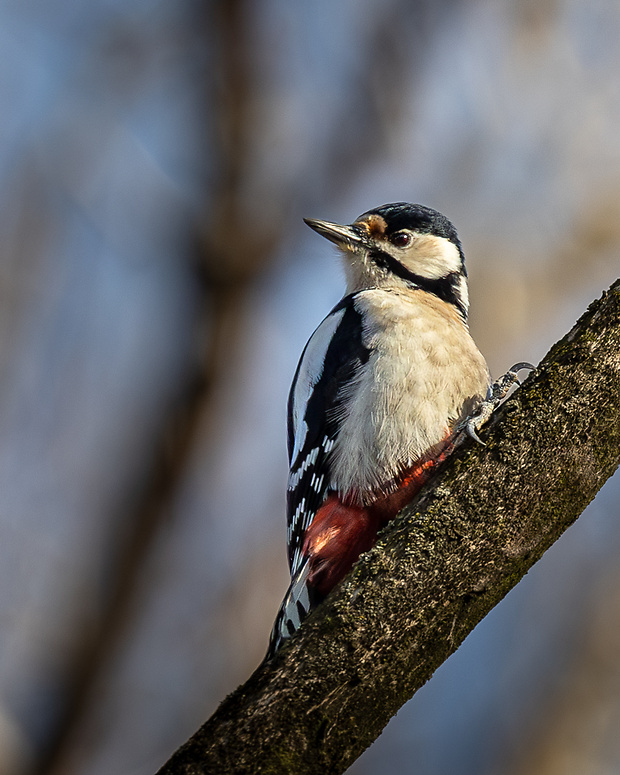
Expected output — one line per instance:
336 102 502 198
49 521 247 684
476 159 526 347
390 231 412 248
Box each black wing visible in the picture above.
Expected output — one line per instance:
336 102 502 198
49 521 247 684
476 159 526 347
286 293 371 575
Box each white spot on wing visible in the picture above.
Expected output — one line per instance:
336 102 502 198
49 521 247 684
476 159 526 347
288 446 320 489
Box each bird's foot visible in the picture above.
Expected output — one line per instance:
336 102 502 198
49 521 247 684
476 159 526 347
460 362 535 446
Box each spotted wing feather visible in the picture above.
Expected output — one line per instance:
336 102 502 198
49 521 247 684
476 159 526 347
286 294 370 575
267 295 371 656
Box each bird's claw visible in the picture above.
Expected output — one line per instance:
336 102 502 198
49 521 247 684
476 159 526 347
459 362 535 446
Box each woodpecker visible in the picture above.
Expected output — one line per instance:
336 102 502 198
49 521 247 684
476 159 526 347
267 202 531 657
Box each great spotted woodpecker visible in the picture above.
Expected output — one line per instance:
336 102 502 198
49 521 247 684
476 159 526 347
267 202 531 657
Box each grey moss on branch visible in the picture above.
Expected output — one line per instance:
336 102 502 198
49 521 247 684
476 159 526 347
157 279 620 775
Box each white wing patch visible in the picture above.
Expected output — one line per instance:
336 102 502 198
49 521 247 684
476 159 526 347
289 308 345 464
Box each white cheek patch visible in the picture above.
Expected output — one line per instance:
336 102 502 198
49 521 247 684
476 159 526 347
398 234 462 279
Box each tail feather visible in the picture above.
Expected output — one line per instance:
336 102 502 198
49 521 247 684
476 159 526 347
266 560 319 658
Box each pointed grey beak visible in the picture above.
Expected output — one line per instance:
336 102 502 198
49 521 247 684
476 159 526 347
303 218 365 250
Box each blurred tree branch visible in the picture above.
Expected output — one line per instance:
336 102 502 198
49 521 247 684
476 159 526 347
156 279 620 775
36 2 468 773
37 2 278 772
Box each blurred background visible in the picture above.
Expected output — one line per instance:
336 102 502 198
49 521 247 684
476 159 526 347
1 0 620 773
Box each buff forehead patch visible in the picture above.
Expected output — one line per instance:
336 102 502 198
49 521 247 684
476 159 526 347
354 213 387 238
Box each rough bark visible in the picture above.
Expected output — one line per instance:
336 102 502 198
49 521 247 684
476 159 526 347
156 279 620 775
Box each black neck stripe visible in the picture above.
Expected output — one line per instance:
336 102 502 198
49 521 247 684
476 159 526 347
370 249 467 320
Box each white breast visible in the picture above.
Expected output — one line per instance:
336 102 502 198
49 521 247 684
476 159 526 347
330 288 489 496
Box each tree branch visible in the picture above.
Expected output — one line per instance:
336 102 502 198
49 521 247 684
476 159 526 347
156 279 620 775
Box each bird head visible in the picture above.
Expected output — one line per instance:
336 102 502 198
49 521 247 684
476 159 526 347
304 202 469 320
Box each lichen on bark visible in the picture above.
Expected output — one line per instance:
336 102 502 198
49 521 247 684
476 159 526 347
157 279 620 775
